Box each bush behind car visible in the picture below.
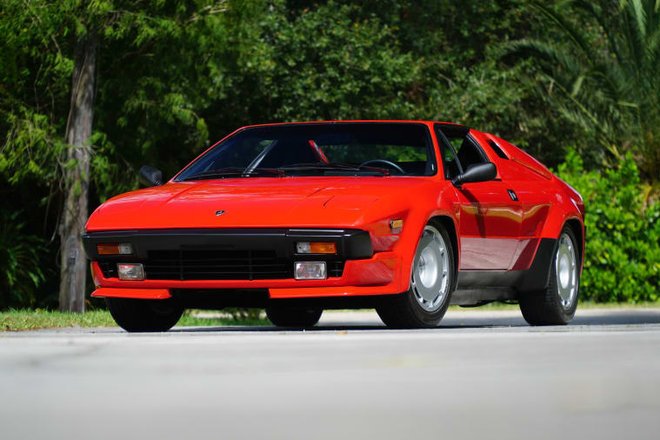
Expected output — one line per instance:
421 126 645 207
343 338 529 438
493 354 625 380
556 150 659 303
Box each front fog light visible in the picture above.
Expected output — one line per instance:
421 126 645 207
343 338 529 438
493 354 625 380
117 263 145 281
294 261 327 280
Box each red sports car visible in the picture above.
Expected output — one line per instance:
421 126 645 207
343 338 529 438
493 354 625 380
83 121 584 331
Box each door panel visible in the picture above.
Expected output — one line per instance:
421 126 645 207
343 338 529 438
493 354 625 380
435 124 524 271
455 181 523 270
490 152 553 270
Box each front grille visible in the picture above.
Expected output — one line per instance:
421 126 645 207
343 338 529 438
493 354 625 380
144 249 291 280
327 261 345 278
98 249 346 281
99 261 118 278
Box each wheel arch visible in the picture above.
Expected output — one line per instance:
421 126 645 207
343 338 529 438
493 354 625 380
517 217 584 294
428 215 459 288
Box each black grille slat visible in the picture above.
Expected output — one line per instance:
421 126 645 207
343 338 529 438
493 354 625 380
144 249 293 280
147 270 289 275
145 263 288 269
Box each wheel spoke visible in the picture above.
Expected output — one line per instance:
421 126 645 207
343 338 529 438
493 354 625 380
556 232 578 309
411 225 451 312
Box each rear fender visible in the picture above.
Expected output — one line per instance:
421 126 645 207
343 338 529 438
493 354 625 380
538 174 584 234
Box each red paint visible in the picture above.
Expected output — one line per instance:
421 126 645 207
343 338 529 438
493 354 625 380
91 287 172 300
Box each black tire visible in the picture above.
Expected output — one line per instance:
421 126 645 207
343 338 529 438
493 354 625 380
376 222 456 328
106 297 184 332
266 307 323 328
519 226 580 325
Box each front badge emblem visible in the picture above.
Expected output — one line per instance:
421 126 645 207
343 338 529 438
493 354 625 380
215 210 225 216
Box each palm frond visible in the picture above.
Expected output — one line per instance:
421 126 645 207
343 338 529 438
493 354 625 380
505 0 660 178
530 1 594 60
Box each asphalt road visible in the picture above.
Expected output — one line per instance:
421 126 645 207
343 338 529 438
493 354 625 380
2 308 660 440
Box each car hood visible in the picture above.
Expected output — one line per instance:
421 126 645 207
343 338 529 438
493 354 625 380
86 177 436 231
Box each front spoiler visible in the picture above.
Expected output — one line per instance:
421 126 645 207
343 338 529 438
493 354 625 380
92 288 172 300
89 251 404 299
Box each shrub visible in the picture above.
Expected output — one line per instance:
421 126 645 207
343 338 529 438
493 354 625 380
0 211 47 309
555 150 659 302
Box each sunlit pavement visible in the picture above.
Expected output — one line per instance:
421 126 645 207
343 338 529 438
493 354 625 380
2 308 659 440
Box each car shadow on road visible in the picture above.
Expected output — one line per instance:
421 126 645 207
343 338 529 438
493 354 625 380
169 324 390 333
167 309 660 333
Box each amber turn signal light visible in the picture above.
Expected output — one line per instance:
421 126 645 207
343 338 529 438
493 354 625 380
97 243 133 255
296 241 337 254
389 219 404 234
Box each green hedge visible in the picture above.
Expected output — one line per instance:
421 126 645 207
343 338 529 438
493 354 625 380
555 150 659 302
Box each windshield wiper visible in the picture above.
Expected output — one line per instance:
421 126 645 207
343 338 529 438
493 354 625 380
278 162 391 176
182 162 391 181
243 167 286 177
181 167 284 181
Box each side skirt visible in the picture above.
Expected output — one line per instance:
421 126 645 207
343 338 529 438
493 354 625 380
453 238 558 306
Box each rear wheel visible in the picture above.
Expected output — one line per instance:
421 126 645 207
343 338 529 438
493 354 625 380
519 226 580 325
266 307 323 328
376 223 455 328
106 298 183 332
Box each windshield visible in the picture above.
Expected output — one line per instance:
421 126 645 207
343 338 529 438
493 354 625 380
175 123 436 181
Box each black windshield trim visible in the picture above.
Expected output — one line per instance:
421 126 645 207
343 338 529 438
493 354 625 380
174 122 437 182
180 167 286 181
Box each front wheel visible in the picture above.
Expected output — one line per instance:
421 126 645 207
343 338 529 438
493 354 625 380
519 227 580 325
266 307 323 328
106 298 183 332
376 223 455 328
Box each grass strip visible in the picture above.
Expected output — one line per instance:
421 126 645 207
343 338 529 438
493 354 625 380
0 309 268 332
179 312 268 327
0 309 116 332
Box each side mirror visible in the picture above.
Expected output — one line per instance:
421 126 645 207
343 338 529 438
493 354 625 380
452 162 497 186
139 165 163 187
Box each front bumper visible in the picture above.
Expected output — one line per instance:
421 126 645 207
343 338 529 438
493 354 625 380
84 228 405 299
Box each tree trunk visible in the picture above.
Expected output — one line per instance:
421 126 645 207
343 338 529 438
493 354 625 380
59 33 97 312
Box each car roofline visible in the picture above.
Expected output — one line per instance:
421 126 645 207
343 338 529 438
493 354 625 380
236 120 466 130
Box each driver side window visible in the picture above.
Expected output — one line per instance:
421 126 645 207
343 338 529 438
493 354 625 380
435 125 488 179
